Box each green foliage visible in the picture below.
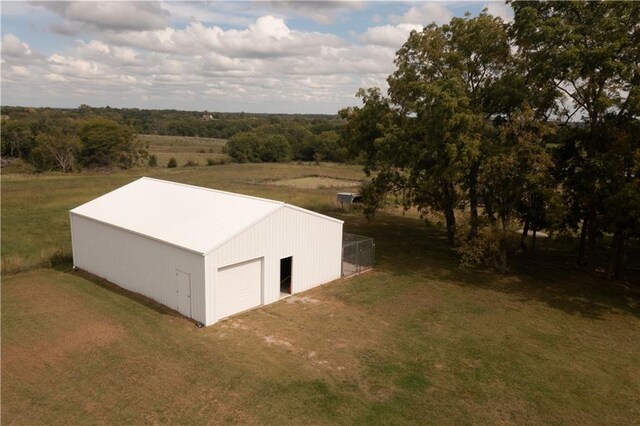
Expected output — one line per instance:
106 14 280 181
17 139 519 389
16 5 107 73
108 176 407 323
167 157 177 168
226 132 261 163
342 4 639 276
511 1 640 270
260 135 292 162
31 121 82 172
1 119 35 159
457 226 505 271
148 154 158 167
343 12 511 244
79 118 147 168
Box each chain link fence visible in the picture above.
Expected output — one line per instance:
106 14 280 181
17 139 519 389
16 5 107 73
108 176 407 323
342 233 375 277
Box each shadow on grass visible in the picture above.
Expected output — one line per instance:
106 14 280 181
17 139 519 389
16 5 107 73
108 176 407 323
341 212 640 321
52 261 188 321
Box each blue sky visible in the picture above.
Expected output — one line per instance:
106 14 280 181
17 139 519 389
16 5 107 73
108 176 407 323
1 1 513 113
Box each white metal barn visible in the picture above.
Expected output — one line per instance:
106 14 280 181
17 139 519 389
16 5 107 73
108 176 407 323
70 177 343 326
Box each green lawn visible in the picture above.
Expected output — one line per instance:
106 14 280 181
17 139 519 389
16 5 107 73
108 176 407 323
2 164 639 424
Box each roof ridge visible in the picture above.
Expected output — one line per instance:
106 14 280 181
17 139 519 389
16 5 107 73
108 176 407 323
140 177 284 205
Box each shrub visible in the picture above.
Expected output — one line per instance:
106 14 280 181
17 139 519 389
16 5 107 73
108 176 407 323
167 157 177 168
148 154 158 167
183 159 198 167
1 158 36 174
457 226 507 271
206 158 215 166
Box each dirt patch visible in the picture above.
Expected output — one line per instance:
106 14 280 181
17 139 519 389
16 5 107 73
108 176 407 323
284 295 322 304
270 176 361 189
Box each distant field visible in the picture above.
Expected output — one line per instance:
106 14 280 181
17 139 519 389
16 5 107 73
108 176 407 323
140 134 229 167
271 176 362 189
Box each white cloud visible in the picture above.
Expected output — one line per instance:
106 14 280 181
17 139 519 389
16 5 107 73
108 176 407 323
1 8 407 112
106 16 346 58
265 1 365 24
359 24 422 48
1 34 33 58
485 2 514 22
162 2 254 27
35 1 169 31
10 65 30 78
390 2 453 26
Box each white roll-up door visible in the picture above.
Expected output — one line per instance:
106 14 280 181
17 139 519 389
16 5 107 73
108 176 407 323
216 258 262 320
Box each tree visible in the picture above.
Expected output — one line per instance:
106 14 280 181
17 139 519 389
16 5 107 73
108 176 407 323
260 135 292 162
511 1 640 270
478 106 555 267
1 119 35 158
79 118 147 168
342 12 511 244
226 132 261 163
31 124 82 172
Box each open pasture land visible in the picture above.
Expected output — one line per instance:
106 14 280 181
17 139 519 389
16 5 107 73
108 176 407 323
140 134 230 167
2 163 640 424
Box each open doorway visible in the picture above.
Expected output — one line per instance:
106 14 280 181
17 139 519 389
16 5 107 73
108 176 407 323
280 256 292 295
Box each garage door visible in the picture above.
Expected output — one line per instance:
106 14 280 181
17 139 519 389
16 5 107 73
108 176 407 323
216 258 262 320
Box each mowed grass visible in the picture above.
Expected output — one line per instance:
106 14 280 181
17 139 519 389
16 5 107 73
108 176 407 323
140 134 230 167
2 164 640 424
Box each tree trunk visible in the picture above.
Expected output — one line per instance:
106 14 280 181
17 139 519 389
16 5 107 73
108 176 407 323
444 206 456 246
607 230 626 280
484 193 497 225
468 163 479 240
531 222 537 255
520 212 530 251
500 212 510 270
586 202 598 271
578 213 588 266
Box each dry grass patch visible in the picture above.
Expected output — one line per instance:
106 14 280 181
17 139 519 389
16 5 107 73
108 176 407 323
270 176 362 189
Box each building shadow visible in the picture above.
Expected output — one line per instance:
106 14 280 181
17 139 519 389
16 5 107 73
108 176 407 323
53 261 189 321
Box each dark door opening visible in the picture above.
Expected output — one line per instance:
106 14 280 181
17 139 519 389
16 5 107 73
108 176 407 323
280 256 292 294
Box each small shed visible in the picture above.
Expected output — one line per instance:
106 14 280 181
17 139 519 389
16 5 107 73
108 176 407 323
70 177 343 326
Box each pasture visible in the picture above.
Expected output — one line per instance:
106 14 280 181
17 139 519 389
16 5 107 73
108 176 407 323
141 134 229 167
2 162 639 424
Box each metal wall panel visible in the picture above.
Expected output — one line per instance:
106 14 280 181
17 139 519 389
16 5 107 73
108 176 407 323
71 213 206 324
206 206 342 324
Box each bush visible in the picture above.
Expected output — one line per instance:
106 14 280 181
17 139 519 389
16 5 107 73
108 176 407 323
206 158 215 166
148 154 158 167
1 158 36 174
457 226 507 271
167 157 177 168
183 159 198 167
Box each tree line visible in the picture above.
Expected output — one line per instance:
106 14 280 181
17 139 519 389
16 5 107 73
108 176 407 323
0 106 346 170
1 116 146 171
339 2 639 279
